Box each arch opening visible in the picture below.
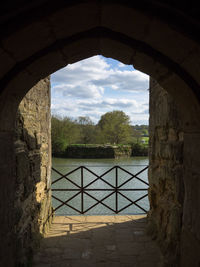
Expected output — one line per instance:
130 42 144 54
12 53 184 266
14 55 153 266
1 2 200 267
50 55 150 216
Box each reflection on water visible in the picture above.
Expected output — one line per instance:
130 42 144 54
52 157 149 215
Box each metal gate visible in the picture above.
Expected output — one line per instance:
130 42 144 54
51 165 149 215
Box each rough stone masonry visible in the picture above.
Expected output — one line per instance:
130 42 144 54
148 78 184 266
14 77 53 266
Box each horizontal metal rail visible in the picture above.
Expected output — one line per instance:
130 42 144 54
52 188 148 191
51 165 149 215
52 164 148 167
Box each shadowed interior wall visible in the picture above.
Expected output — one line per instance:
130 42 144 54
148 78 200 267
14 77 52 266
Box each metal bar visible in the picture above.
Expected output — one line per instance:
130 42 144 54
132 175 149 186
52 193 81 213
81 166 84 214
51 165 149 215
52 166 81 184
118 166 149 186
118 166 149 188
119 174 149 187
118 188 148 191
52 164 148 168
117 191 148 213
84 191 116 213
52 188 148 191
118 200 147 213
118 165 149 178
52 192 80 206
83 191 115 213
51 167 81 188
118 201 147 213
83 166 115 189
116 166 118 213
56 202 81 214
118 191 148 205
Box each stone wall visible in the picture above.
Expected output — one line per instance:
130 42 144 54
180 132 200 267
58 145 132 159
147 78 184 266
14 77 53 266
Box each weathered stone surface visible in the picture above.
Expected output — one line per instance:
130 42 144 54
147 78 184 266
33 215 162 267
14 77 53 266
180 132 200 267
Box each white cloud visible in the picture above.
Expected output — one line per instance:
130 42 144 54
52 55 149 96
53 83 103 99
52 56 110 84
51 56 149 124
118 62 126 68
51 96 149 124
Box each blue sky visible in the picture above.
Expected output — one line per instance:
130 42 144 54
51 55 149 125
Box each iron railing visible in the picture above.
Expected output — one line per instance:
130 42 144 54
51 165 149 214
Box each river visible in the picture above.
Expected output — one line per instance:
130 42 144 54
52 157 149 215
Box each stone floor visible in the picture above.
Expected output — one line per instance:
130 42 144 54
33 215 162 267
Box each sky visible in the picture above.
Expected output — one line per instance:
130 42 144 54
51 55 149 125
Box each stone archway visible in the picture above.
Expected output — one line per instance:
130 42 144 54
1 2 200 267
1 3 200 129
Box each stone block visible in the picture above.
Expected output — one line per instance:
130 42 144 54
100 38 134 65
27 50 67 81
2 20 55 61
102 4 151 41
15 151 30 183
146 18 197 64
62 38 99 65
49 2 99 39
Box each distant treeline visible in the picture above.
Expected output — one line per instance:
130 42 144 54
51 110 149 157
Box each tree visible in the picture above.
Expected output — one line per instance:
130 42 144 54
62 117 80 144
51 115 81 154
98 110 132 144
130 126 142 143
77 116 96 144
51 115 66 154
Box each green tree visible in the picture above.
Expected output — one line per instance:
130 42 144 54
98 110 132 144
131 126 142 143
51 116 66 154
62 117 80 144
77 116 96 144
51 115 80 155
